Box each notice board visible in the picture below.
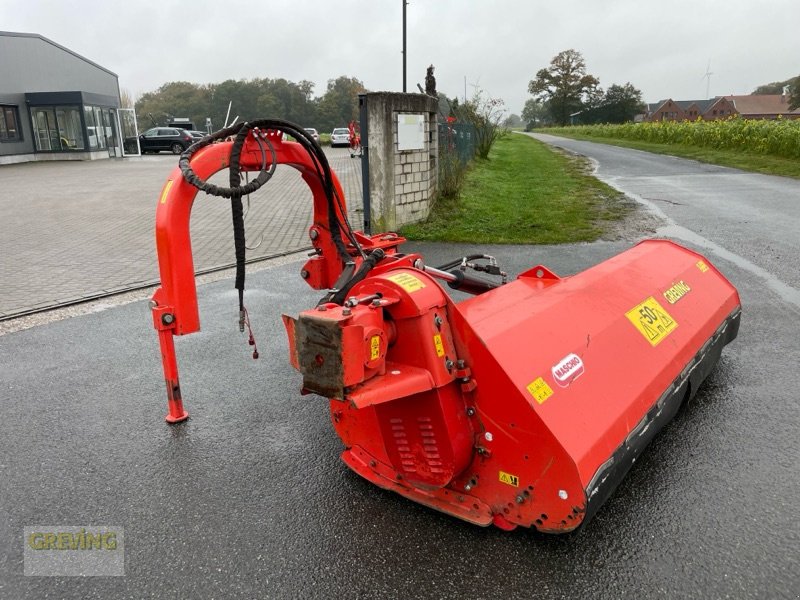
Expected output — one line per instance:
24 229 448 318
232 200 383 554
397 113 425 150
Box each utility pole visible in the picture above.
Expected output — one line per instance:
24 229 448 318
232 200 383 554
402 0 407 92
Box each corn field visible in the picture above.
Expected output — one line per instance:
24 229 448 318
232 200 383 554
545 117 800 160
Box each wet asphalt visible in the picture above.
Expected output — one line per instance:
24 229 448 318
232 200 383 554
2 139 800 598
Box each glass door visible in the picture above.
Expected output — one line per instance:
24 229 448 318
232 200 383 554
118 108 140 156
32 108 59 151
105 109 120 157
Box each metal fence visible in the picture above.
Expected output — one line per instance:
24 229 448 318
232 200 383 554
437 122 476 198
438 122 476 165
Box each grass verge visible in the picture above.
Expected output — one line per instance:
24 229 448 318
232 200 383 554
538 130 800 179
401 134 631 244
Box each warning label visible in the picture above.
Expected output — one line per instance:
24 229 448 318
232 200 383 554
499 471 519 487
625 297 678 346
433 333 445 357
387 272 426 292
370 335 381 361
526 377 554 405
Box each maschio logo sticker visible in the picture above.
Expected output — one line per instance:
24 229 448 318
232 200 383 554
551 353 585 388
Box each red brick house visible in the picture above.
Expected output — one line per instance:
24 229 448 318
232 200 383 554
645 99 687 121
702 97 737 120
643 93 799 122
723 94 800 119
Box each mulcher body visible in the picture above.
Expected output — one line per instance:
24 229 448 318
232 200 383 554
151 123 740 533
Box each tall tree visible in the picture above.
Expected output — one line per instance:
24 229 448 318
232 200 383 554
578 83 646 124
528 49 600 126
317 76 366 131
521 98 549 129
788 75 800 111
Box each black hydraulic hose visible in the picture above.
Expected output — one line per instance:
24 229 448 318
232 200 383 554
178 122 276 199
178 118 367 313
325 248 386 305
435 254 491 271
240 118 355 265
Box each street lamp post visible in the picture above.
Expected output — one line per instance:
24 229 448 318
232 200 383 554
402 0 407 92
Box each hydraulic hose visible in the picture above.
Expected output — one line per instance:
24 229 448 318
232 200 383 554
178 119 369 317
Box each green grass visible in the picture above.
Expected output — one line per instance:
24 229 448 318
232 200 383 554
401 134 631 244
539 129 800 179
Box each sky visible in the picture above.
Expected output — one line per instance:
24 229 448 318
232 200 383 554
2 0 799 115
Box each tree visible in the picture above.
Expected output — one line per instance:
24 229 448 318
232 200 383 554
317 76 366 131
753 78 794 95
136 81 209 128
521 98 549 129
119 88 136 109
753 75 800 111
502 113 522 128
528 49 600 126
602 83 645 123
454 87 506 159
788 75 800 111
577 83 645 124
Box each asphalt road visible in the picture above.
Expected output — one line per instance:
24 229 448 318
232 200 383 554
2 139 799 598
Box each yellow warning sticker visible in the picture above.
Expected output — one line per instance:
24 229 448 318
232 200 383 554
696 260 709 273
499 471 519 487
526 377 554 405
433 333 445 357
625 297 678 346
159 179 174 204
387 272 426 292
370 335 381 361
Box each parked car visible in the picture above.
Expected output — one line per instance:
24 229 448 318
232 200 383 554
304 128 320 143
330 127 350 147
138 127 194 154
187 130 207 141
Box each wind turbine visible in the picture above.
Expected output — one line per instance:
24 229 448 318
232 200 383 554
702 60 714 99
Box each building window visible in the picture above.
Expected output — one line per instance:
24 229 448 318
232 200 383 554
0 105 22 142
31 105 86 150
56 107 85 149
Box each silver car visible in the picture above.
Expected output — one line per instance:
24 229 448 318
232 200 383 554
304 128 320 143
330 127 350 147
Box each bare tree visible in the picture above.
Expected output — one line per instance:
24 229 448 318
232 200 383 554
119 88 136 109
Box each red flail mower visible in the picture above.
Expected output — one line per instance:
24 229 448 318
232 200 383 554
150 120 740 532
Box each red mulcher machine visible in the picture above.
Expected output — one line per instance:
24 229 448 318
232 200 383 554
150 120 740 533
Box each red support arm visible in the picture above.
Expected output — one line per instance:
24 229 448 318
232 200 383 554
150 132 402 423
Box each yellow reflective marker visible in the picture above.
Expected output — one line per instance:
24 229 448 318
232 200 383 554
387 272 426 293
159 179 174 204
696 260 709 273
526 377 554 405
625 297 678 346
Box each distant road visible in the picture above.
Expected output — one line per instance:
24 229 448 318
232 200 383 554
529 132 800 306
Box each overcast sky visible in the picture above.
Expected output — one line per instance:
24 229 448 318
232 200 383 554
3 0 799 115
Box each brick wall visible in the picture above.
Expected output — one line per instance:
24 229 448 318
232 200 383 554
363 92 438 232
